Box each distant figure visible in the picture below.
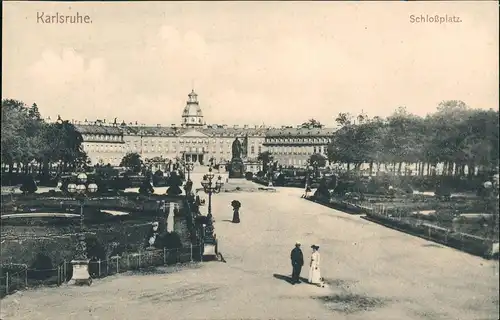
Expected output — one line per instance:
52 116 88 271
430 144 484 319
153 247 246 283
308 245 323 287
195 192 201 206
290 241 304 284
302 179 312 198
146 222 160 248
231 200 241 223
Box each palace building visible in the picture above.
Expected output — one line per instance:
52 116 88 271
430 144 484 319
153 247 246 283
73 90 336 169
263 127 335 167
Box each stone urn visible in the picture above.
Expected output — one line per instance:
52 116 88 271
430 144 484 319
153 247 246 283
231 200 241 223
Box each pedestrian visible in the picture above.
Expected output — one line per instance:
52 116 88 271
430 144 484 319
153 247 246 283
195 192 201 206
308 245 323 287
303 184 312 198
290 241 304 284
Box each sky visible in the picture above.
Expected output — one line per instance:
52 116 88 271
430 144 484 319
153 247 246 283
2 1 499 127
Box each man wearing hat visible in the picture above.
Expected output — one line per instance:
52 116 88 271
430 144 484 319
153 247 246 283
290 241 304 284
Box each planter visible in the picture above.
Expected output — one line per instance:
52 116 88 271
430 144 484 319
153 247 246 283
69 260 92 286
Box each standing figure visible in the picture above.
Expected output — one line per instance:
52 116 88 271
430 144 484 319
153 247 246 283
308 245 322 286
146 222 160 249
231 200 241 223
302 176 312 198
290 241 304 284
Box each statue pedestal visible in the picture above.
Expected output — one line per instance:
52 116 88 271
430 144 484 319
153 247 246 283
69 260 92 286
202 235 218 259
229 158 245 179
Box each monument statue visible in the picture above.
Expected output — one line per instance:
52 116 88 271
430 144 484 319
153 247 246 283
229 137 246 179
231 138 242 160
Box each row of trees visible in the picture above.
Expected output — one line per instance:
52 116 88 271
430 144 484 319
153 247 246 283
1 99 88 178
327 101 499 178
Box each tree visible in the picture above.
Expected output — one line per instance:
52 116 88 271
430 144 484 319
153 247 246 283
328 124 364 171
326 102 498 181
309 153 327 168
120 152 143 173
335 112 353 127
1 99 36 173
2 99 89 182
309 153 327 177
301 119 324 128
28 103 41 120
47 120 88 173
257 151 273 174
383 107 425 174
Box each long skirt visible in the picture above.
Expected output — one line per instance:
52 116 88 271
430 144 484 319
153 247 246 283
308 266 321 284
232 209 240 223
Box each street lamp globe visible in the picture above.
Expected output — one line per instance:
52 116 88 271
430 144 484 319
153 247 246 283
201 177 209 189
207 168 214 180
76 184 87 194
67 183 77 194
77 173 88 184
87 183 98 193
215 176 223 190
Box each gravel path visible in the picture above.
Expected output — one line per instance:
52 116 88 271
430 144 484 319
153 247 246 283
1 181 498 320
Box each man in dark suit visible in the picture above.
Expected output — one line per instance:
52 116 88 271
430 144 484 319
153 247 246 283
290 241 304 284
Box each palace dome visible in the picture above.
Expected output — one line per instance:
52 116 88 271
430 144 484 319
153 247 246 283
181 90 204 126
182 104 203 117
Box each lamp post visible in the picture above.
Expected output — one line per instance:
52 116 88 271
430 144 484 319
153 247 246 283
307 164 314 190
201 167 223 224
200 167 223 258
484 177 499 232
267 163 273 187
186 161 194 182
67 172 98 286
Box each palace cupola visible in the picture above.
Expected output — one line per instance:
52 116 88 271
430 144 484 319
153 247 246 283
181 89 204 127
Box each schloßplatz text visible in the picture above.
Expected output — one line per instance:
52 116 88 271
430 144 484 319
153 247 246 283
409 14 462 24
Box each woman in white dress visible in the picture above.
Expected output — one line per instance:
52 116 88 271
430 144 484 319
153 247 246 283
308 245 322 286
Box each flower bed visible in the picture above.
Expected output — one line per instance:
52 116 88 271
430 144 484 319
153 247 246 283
1 194 186 216
363 212 498 259
306 196 368 215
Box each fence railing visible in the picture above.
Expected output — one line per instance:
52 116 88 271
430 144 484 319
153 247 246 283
0 245 202 299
